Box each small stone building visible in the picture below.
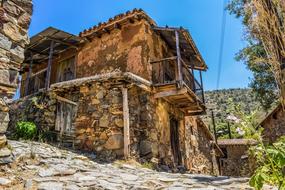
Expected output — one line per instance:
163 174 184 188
218 139 257 177
259 103 285 144
9 9 220 173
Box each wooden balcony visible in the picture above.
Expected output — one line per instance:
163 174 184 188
151 57 206 116
151 27 207 115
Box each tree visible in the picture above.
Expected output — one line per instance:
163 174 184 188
227 0 279 110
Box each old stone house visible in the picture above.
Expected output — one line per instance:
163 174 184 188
218 139 257 177
259 103 285 144
9 9 220 173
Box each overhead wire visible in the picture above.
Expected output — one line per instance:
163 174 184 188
216 0 227 90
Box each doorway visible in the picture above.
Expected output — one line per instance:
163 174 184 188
170 117 182 165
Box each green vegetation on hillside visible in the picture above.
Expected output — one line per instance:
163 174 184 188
203 88 272 139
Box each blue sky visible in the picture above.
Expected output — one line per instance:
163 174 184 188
28 0 252 91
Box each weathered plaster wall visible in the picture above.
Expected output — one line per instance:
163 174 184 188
20 17 175 97
0 0 32 163
154 99 185 168
261 106 285 144
77 20 153 81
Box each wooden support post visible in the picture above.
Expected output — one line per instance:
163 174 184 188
175 30 183 86
227 121 232 139
122 87 130 158
45 40 54 90
199 70 205 103
192 68 196 92
56 95 77 106
24 52 33 96
211 110 217 143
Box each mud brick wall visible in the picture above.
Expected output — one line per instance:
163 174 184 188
0 0 32 163
76 19 173 82
77 20 152 80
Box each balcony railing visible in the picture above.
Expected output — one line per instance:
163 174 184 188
151 57 205 103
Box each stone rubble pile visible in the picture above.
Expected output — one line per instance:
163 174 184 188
0 140 277 190
0 0 32 163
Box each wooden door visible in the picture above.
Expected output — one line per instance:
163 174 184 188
55 101 77 136
170 117 182 165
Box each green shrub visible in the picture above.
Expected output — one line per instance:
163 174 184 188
15 121 37 140
250 137 285 190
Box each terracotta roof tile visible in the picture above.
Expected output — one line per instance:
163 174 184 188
79 8 156 38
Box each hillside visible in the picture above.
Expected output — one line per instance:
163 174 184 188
202 88 264 127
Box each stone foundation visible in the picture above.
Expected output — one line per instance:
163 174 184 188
9 82 218 174
0 0 32 163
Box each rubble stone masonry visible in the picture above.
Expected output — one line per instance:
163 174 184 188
9 82 218 174
0 0 32 163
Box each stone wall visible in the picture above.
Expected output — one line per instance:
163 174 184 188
68 83 125 161
0 0 32 163
9 91 57 135
184 117 216 175
261 104 285 144
9 81 215 174
219 145 254 177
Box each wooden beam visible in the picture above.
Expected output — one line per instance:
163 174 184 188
31 68 47 77
27 48 50 56
149 56 177 64
185 110 205 116
199 70 205 103
154 88 187 99
24 52 33 96
56 95 77 106
39 35 78 49
175 30 183 86
45 40 54 90
122 87 130 158
152 26 181 32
